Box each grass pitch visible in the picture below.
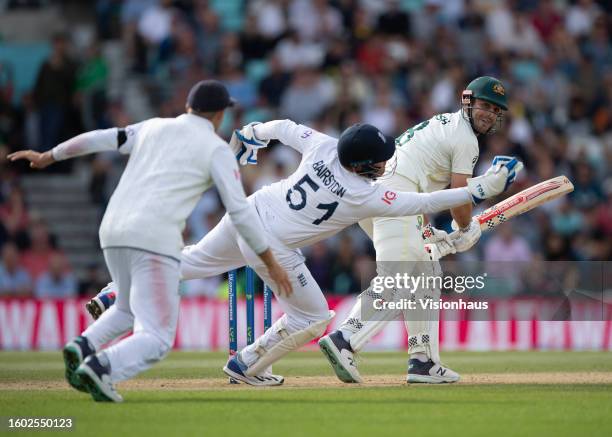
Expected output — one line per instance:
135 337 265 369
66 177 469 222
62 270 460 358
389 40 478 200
1 351 611 437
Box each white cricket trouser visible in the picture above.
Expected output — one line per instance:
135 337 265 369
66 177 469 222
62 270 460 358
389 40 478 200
180 211 330 366
83 248 180 382
340 172 442 361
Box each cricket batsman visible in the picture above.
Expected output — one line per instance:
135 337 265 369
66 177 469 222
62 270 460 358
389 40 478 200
318 76 510 384
86 115 521 386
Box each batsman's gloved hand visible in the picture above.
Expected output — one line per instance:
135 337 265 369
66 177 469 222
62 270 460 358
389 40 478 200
452 218 482 252
422 223 456 261
229 122 269 166
492 155 520 190
466 157 523 203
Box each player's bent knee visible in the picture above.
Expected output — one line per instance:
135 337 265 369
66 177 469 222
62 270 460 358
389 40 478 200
139 331 172 363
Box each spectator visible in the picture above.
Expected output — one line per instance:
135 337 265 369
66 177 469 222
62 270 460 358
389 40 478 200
571 161 604 210
376 0 410 37
0 185 29 247
552 200 584 237
0 242 32 296
252 0 287 42
34 254 77 298
484 223 533 295
258 55 292 108
76 42 109 130
305 241 332 291
531 0 563 43
21 222 68 280
32 33 78 151
565 0 603 38
288 0 343 42
330 235 360 294
274 30 325 71
78 263 109 297
279 68 335 123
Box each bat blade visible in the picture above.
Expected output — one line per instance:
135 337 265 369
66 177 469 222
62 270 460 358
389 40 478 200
475 175 574 231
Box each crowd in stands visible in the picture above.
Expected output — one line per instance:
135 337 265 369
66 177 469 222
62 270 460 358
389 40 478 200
0 0 610 297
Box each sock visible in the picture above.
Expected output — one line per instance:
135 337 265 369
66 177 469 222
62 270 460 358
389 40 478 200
339 328 353 343
97 351 111 369
411 352 428 363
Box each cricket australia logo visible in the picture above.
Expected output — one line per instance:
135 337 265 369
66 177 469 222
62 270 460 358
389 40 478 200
492 83 505 96
416 215 424 231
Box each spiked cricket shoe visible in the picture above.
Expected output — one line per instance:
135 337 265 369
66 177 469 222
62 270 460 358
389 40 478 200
318 330 362 383
406 358 460 384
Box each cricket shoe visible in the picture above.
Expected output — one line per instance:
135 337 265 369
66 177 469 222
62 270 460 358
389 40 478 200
76 355 123 402
86 284 116 320
63 336 95 392
223 354 284 386
318 330 362 383
406 358 460 384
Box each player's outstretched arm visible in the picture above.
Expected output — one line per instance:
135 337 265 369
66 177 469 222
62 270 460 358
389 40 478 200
374 159 524 218
8 125 141 168
252 119 331 154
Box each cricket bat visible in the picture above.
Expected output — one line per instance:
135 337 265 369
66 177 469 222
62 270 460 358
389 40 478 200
473 175 574 231
424 176 574 260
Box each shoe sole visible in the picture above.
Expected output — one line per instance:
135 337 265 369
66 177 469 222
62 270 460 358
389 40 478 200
76 364 123 402
406 374 460 384
85 301 102 320
222 366 284 387
318 337 362 383
62 344 87 392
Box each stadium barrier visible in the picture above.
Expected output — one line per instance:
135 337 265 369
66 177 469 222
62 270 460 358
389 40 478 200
0 296 610 351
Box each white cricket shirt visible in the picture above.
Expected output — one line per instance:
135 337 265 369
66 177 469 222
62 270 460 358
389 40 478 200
394 111 479 193
52 114 269 259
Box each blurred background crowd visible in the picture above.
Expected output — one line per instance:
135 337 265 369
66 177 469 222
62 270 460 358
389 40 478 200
0 0 610 298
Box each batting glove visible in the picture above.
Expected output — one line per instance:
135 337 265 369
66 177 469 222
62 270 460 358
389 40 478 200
452 218 482 252
492 155 520 190
466 158 523 203
422 223 457 261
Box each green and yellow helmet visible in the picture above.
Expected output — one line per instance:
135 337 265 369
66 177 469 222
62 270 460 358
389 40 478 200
461 76 508 134
462 76 508 110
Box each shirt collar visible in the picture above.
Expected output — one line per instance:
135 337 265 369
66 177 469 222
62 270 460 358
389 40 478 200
180 113 215 131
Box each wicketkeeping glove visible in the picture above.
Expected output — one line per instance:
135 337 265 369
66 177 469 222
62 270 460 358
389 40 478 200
230 122 269 166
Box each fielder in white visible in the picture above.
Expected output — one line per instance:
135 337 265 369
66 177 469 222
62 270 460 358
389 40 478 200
84 117 521 386
318 76 512 384
8 80 292 402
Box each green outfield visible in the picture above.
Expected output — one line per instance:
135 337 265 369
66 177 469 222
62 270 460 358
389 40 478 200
1 351 611 437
